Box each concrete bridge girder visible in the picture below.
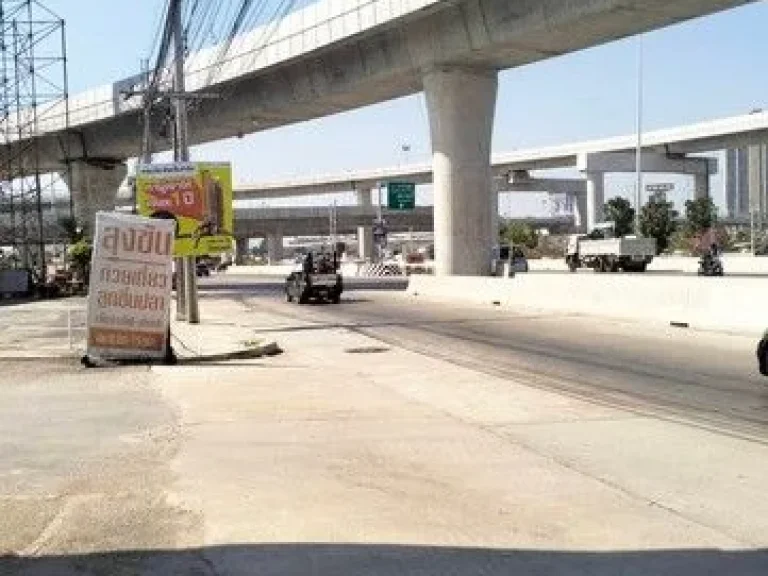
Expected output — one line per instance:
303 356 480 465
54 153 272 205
2 0 750 175
577 151 718 175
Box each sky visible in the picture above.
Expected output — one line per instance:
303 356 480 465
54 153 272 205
41 0 768 215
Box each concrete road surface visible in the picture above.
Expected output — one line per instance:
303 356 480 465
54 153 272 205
2 284 768 575
235 278 768 441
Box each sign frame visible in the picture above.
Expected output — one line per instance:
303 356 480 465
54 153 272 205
86 212 175 361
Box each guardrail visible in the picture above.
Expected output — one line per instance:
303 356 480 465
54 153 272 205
407 274 768 336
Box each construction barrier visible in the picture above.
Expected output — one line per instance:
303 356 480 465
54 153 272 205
357 262 404 277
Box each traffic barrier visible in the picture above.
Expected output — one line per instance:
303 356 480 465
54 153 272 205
407 274 768 335
357 262 404 277
529 255 768 275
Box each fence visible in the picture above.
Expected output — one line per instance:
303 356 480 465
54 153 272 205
0 300 86 359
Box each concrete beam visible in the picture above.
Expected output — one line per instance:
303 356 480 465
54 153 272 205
578 152 718 175
506 177 587 195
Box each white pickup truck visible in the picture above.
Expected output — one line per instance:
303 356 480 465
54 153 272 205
566 224 657 273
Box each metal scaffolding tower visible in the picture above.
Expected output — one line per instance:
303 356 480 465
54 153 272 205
0 0 69 275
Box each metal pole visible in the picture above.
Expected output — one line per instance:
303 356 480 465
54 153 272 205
377 182 383 221
635 34 643 234
171 0 199 324
377 182 383 262
12 20 29 269
26 0 46 278
138 58 150 216
60 20 73 224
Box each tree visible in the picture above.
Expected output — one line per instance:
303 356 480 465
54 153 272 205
684 197 718 235
499 221 538 249
68 240 92 284
603 197 635 237
639 197 678 254
57 216 84 243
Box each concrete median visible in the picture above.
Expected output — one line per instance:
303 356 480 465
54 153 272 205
407 274 768 335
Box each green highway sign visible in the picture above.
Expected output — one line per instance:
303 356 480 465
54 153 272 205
387 181 416 210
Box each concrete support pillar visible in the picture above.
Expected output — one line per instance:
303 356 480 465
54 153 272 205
63 161 127 237
491 174 507 246
585 172 605 232
266 231 283 265
356 188 373 208
357 225 374 261
235 237 249 265
424 67 497 276
355 187 374 260
573 193 589 233
694 173 710 200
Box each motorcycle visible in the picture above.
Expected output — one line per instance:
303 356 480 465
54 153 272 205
697 253 724 276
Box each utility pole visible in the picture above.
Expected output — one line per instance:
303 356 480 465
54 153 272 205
171 0 199 324
140 18 188 321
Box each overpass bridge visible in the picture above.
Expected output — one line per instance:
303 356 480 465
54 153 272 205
234 110 768 202
0 0 756 275
0 201 574 262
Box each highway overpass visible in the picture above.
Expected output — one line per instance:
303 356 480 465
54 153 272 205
0 202 574 246
234 110 768 201
0 0 756 275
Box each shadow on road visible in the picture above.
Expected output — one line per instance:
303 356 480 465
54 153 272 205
3 543 767 575
196 277 409 294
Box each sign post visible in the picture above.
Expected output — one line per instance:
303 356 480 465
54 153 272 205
387 182 416 211
85 212 175 362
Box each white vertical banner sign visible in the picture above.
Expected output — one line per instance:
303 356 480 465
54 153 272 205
87 212 175 360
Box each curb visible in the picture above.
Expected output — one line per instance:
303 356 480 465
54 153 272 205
175 340 283 364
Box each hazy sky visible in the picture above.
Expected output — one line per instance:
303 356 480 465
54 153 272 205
41 0 768 214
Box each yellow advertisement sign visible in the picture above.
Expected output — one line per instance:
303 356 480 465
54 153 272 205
136 162 234 257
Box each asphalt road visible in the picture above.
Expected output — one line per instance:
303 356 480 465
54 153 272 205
223 276 768 442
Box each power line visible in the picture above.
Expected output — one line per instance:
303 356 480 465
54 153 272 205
146 0 170 64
